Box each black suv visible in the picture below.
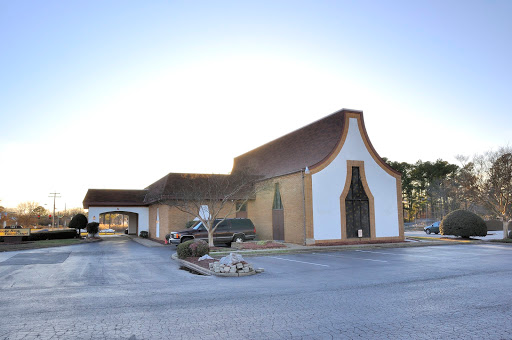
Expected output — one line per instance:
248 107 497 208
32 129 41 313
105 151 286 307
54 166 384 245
167 218 256 245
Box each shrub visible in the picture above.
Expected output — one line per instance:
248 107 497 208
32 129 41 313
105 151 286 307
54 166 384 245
177 239 209 259
25 229 77 241
86 222 100 235
69 214 88 237
185 220 196 228
440 210 487 238
69 214 88 229
139 231 149 238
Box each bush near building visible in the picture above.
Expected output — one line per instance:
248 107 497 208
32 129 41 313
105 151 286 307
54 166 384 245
177 239 209 259
440 209 487 238
86 222 100 235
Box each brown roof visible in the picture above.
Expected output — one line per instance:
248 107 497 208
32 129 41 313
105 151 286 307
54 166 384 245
84 108 398 208
83 189 148 209
232 109 347 178
144 173 256 204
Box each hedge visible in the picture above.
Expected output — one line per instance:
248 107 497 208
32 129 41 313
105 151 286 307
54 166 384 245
440 209 487 238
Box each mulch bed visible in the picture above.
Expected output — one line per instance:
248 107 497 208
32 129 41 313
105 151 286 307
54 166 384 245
182 256 218 270
233 242 287 250
209 242 287 251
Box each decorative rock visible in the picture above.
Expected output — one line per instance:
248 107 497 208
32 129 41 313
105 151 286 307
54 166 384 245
236 263 243 269
219 253 246 265
229 266 237 273
255 268 265 273
223 266 230 273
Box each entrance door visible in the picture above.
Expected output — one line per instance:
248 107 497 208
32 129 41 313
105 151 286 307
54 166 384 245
272 183 285 241
345 167 371 238
272 210 284 241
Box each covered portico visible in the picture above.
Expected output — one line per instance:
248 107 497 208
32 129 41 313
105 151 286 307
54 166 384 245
83 189 149 235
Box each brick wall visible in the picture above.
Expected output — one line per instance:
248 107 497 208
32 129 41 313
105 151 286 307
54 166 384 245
248 172 306 244
148 202 238 241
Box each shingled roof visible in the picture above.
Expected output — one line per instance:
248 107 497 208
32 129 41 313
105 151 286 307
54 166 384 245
83 189 148 209
144 173 256 204
84 108 397 208
231 109 347 178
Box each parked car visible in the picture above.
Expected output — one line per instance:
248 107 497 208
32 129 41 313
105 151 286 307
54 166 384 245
424 221 440 234
101 229 115 233
167 218 256 245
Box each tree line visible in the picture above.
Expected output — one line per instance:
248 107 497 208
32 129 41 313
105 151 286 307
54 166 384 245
385 146 512 223
0 203 87 228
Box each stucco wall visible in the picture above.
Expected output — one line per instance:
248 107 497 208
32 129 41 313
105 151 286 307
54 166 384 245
311 117 400 241
88 206 149 233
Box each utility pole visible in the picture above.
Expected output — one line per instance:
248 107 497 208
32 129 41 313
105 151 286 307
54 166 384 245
48 192 61 228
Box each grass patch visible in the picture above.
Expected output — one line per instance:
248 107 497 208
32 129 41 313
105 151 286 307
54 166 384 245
0 238 86 252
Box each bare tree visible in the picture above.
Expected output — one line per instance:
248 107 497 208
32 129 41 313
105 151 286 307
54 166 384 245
149 170 264 247
15 201 39 227
484 148 512 220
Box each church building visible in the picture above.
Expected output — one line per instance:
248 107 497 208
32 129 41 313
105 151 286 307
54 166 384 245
83 109 404 244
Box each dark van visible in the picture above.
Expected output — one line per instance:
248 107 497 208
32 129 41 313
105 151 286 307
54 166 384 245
167 218 256 245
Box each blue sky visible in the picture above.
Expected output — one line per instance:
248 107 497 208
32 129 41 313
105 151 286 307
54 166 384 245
1 0 511 210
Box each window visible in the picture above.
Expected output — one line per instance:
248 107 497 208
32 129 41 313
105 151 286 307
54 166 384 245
272 183 283 210
345 167 370 238
236 202 247 212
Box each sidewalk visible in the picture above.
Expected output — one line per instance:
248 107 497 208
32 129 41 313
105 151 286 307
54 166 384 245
125 235 165 247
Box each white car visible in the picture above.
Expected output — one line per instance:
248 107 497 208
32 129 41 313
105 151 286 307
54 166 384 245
101 229 116 233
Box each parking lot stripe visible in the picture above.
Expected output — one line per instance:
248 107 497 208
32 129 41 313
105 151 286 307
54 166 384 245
355 249 433 258
268 257 330 267
313 252 388 263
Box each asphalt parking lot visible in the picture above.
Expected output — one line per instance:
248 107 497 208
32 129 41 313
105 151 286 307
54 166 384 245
405 229 506 240
0 236 511 339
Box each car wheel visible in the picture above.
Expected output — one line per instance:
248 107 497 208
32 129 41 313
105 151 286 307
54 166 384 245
233 234 245 243
435 232 439 234
425 229 431 234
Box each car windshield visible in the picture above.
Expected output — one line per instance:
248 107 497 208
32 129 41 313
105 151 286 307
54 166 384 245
193 222 205 231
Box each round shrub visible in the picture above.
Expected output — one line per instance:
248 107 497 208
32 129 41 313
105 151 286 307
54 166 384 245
440 210 487 238
69 214 88 230
177 239 209 259
86 222 100 235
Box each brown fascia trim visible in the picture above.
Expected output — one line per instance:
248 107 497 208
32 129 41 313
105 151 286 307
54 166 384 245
231 108 350 169
358 111 402 176
83 202 149 209
309 109 401 177
308 109 349 171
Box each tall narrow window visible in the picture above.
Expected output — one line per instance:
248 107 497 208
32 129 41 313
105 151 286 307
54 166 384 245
236 202 247 218
272 183 284 240
272 183 283 210
345 167 370 238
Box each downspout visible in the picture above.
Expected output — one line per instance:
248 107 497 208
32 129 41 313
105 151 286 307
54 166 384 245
301 168 307 246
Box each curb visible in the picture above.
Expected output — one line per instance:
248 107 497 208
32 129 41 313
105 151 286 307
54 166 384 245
171 253 257 277
209 239 469 257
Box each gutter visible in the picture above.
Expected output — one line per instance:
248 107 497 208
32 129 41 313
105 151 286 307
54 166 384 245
302 168 307 246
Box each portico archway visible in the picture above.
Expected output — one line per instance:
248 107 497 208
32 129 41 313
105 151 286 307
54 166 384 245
88 206 149 235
